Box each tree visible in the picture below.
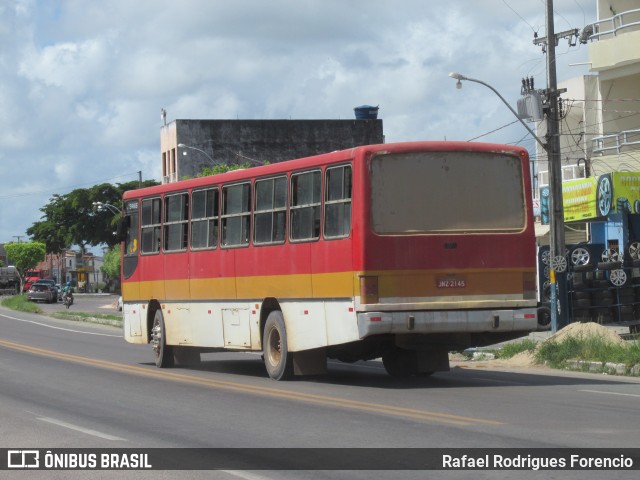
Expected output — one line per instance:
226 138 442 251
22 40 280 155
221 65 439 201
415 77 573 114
28 180 159 252
101 246 121 291
4 242 46 293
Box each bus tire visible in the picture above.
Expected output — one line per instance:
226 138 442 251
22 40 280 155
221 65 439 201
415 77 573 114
151 309 174 368
382 349 418 378
263 311 293 381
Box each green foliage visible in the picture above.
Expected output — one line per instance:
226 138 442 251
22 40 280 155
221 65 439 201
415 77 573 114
189 161 269 179
535 333 640 369
1 294 42 313
28 180 159 252
101 246 121 280
496 338 537 359
4 242 46 292
51 311 122 326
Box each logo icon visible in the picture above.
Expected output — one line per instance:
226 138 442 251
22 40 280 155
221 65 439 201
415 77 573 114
8 450 40 469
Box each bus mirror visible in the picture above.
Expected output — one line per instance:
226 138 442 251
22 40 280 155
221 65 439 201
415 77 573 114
116 216 130 241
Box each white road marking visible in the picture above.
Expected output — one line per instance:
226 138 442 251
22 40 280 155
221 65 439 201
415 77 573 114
222 471 271 480
0 313 120 337
37 417 126 441
580 389 640 398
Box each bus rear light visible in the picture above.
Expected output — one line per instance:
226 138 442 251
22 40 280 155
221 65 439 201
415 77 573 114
370 316 382 322
524 313 536 319
359 276 379 304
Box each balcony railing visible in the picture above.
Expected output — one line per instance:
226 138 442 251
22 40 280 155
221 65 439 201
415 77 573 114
163 172 178 184
592 129 640 155
589 8 640 40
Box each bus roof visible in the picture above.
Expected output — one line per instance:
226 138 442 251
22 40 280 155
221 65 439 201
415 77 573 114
123 140 527 199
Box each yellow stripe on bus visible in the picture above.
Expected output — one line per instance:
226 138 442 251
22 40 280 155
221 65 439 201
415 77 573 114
123 268 534 302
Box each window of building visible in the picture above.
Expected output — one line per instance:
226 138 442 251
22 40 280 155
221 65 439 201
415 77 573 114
254 176 287 245
324 165 352 239
222 183 251 247
191 187 219 250
290 170 321 241
141 197 162 254
163 193 189 252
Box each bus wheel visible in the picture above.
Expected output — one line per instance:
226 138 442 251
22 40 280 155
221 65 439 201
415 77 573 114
382 349 418 378
151 309 174 368
263 311 293 380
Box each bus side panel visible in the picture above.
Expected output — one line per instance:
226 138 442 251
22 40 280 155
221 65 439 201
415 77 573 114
234 243 313 299
137 254 165 302
123 302 146 344
164 251 190 301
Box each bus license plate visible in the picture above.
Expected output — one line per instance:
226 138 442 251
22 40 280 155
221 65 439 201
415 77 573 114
436 278 466 289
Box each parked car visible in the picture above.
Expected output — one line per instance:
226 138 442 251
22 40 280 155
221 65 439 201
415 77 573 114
27 284 55 303
33 279 59 302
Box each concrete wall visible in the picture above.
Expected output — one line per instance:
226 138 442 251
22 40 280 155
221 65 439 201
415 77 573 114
161 119 383 181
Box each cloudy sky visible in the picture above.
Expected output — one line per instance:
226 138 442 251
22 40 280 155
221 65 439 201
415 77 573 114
0 0 596 246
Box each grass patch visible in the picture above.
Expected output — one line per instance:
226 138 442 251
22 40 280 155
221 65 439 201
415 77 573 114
496 339 537 359
51 311 122 327
535 333 640 369
1 294 42 314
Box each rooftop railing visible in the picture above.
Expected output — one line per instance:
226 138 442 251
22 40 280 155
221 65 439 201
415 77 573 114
589 8 640 40
593 129 640 155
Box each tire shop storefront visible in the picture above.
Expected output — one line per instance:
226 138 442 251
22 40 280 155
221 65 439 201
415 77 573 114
539 172 640 330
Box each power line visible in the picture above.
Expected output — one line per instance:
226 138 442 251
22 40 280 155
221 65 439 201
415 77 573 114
466 119 520 142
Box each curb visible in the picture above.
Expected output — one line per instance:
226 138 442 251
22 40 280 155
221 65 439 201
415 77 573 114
565 360 640 376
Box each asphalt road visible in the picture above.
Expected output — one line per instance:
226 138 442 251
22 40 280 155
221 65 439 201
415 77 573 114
1 304 639 479
34 293 120 315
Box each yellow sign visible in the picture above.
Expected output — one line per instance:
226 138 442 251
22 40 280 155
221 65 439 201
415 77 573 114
562 172 640 221
562 177 598 222
612 172 640 214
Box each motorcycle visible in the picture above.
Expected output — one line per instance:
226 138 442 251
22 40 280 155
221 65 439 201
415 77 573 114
63 292 74 309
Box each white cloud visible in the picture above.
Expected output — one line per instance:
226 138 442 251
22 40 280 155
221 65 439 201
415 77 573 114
0 0 595 241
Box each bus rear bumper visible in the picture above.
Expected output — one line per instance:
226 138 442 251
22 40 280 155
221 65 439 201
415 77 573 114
356 309 538 339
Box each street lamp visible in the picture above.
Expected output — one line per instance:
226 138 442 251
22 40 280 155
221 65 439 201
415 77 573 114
92 202 120 215
449 71 568 331
177 143 218 164
448 72 546 150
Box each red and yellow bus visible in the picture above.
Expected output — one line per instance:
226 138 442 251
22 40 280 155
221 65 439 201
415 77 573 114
120 141 539 380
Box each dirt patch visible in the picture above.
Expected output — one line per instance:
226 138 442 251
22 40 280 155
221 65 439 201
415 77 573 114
453 322 626 370
503 350 536 367
545 321 625 346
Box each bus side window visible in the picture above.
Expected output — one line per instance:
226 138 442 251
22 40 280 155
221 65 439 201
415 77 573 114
290 170 321 242
324 165 352 239
124 201 139 255
163 193 189 252
222 183 251 247
254 176 287 245
191 187 219 250
141 197 162 254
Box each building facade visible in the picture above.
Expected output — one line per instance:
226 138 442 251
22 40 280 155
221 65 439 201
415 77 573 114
160 119 384 183
535 0 640 248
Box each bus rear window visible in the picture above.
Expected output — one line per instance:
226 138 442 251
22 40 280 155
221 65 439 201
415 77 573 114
370 151 525 234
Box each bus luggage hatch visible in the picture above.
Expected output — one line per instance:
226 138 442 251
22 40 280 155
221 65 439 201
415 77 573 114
222 308 251 349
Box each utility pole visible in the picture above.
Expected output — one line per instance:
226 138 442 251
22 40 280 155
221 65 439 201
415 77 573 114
543 0 569 330
138 170 142 189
